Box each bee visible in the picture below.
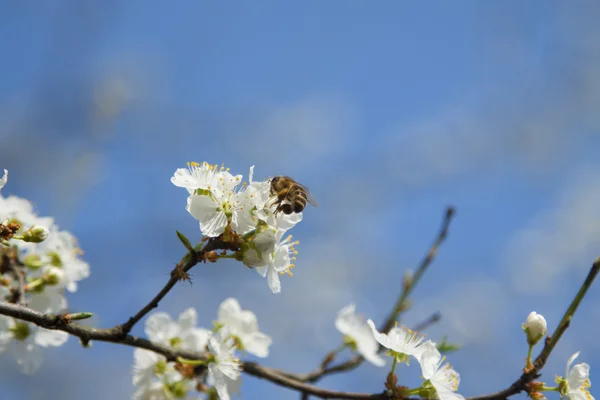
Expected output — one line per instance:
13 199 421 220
269 176 318 215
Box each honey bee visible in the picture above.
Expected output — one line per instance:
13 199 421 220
269 176 318 215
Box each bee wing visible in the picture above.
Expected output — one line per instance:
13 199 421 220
297 183 319 207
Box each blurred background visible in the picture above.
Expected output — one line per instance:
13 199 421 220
2 1 600 398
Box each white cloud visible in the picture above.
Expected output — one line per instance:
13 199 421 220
241 93 361 174
506 167 600 294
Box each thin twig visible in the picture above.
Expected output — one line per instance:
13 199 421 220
467 257 600 400
379 206 455 334
0 301 387 400
289 207 455 383
119 238 227 335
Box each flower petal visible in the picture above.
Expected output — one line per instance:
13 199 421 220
267 265 281 294
34 329 69 348
177 307 197 331
244 332 273 358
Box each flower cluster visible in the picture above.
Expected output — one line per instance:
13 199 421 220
133 298 271 400
0 170 90 374
172 162 303 293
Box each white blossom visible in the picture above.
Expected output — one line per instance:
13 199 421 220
523 311 547 346
132 349 195 400
186 179 257 238
419 340 464 400
171 161 224 194
36 229 90 293
28 286 68 314
216 298 272 358
0 195 54 254
207 327 241 400
366 320 427 364
335 305 385 367
563 352 594 400
255 233 299 294
0 169 7 192
145 308 210 352
0 316 68 375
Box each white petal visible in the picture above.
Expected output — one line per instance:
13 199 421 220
367 320 390 349
177 308 197 331
34 329 69 348
362 350 386 367
0 169 7 191
145 313 173 342
218 298 242 324
255 265 268 277
334 304 357 336
132 349 161 386
568 352 581 369
432 384 465 400
231 208 257 235
248 166 255 183
209 364 231 400
568 363 591 390
171 168 196 190
12 342 43 375
187 195 228 237
181 328 211 352
244 332 272 358
267 265 281 294
272 245 291 272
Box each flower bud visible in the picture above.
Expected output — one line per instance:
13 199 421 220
523 312 547 346
241 227 276 268
253 227 277 253
21 225 49 243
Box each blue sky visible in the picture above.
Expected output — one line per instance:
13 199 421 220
1 1 600 399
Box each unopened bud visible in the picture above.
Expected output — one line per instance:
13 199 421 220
23 254 44 270
205 251 219 263
253 228 277 253
523 311 547 346
21 225 49 243
529 391 546 400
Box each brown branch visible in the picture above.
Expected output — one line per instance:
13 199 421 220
119 238 228 335
379 206 455 334
243 362 385 399
289 207 455 383
0 249 27 306
0 300 388 400
467 257 600 400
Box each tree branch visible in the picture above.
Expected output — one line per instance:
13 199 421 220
467 257 600 400
119 238 229 335
289 207 455 383
0 300 387 400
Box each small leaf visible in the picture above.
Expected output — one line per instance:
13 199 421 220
176 230 194 252
437 336 461 354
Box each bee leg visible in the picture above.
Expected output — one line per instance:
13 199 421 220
277 188 289 201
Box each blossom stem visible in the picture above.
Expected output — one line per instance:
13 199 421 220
390 357 398 376
540 386 559 392
176 356 206 366
25 278 44 292
525 344 534 369
404 387 421 396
